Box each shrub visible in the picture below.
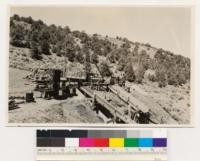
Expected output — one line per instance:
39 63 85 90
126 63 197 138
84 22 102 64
124 63 135 82
148 74 156 82
156 67 167 88
99 62 112 77
31 47 41 60
41 40 50 55
91 53 99 64
135 64 146 84
30 41 42 60
51 45 57 53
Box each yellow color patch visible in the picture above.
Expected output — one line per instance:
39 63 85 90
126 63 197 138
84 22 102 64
109 138 124 147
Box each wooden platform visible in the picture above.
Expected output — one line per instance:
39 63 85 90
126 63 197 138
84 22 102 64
109 85 177 124
80 86 134 124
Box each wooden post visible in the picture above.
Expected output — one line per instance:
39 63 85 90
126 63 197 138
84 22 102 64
128 104 131 120
113 110 117 124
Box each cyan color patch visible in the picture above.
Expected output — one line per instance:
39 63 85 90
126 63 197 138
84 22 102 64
139 138 153 147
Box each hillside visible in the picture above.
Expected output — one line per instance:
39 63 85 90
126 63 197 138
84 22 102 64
9 14 190 88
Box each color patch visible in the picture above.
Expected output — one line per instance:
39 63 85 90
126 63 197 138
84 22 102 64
153 130 167 138
37 130 50 137
68 130 88 138
79 138 94 147
139 131 152 138
126 131 140 138
51 130 68 137
65 138 79 147
51 138 65 147
94 138 109 147
124 138 139 147
153 138 167 147
109 138 124 147
37 138 51 147
139 138 153 147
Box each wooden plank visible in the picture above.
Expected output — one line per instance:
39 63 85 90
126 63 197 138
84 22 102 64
80 86 133 123
109 85 177 124
109 85 149 113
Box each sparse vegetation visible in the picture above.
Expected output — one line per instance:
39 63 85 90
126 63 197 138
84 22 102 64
124 63 135 82
99 62 112 77
148 74 156 82
10 14 190 88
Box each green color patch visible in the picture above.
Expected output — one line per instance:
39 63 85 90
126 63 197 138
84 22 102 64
124 138 139 147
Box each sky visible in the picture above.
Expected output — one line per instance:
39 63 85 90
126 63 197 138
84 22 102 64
10 6 192 58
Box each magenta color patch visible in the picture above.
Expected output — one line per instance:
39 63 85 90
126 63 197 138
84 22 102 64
79 138 95 147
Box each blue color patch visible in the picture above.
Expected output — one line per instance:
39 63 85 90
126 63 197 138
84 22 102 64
139 138 153 147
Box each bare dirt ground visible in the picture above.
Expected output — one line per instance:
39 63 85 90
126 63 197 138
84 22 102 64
8 68 103 123
9 96 103 123
9 68 35 97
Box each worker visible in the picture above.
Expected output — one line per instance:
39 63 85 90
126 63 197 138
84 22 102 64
93 93 97 107
133 110 141 123
144 111 150 124
134 110 150 124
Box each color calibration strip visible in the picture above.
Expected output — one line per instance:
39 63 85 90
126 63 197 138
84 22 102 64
37 130 167 148
37 129 167 161
37 137 166 148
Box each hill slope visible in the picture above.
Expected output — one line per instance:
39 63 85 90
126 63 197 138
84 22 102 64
9 14 190 87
